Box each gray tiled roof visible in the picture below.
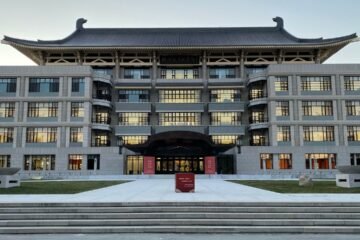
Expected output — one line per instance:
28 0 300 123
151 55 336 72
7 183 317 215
2 18 357 48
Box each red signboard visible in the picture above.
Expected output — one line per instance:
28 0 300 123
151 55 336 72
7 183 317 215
175 173 195 193
143 156 155 174
205 156 216 174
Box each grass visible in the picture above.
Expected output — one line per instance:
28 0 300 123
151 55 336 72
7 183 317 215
0 180 129 194
229 180 360 194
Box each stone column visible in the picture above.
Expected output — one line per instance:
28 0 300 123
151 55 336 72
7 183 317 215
240 50 245 79
115 51 120 79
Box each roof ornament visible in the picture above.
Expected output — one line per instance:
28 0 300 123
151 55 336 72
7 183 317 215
76 18 87 30
273 16 284 29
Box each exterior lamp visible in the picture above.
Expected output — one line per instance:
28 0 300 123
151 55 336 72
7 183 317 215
236 137 242 154
118 137 124 155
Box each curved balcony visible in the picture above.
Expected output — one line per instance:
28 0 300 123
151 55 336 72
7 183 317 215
248 94 268 107
93 94 112 108
249 121 269 131
247 71 268 85
93 73 112 85
92 116 111 131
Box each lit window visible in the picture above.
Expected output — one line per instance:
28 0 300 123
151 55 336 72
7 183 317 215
346 101 360 116
276 101 289 116
71 102 84 117
305 153 336 169
123 136 148 145
118 113 149 126
68 154 82 170
347 126 360 142
0 155 10 168
24 155 55 171
344 76 360 91
70 127 83 143
211 112 241 126
159 112 201 126
211 135 236 145
0 128 13 143
275 76 288 92
277 126 291 142
159 90 200 103
260 154 273 169
127 155 144 175
28 102 58 118
301 76 331 91
0 102 15 118
303 126 334 142
26 128 57 143
210 89 241 102
279 154 292 169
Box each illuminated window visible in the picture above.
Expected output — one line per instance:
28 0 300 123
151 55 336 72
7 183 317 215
303 126 334 142
28 102 58 117
0 102 15 118
276 101 289 116
211 112 241 126
260 154 273 169
24 155 55 171
160 69 199 79
93 109 110 124
301 76 331 91
347 126 360 142
277 126 291 142
279 154 292 169
0 155 10 168
127 155 144 175
209 68 235 79
159 112 200 126
210 89 241 102
118 112 149 126
346 101 360 116
123 136 148 145
26 127 57 143
68 154 82 170
70 127 83 143
302 101 333 116
305 153 336 169
251 132 267 146
0 128 13 143
159 90 200 103
249 88 266 100
250 111 267 123
275 76 288 92
344 76 360 91
92 133 110 147
71 102 84 117
211 135 236 145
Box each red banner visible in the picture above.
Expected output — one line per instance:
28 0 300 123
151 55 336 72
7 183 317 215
175 173 195 193
205 156 216 174
143 156 155 174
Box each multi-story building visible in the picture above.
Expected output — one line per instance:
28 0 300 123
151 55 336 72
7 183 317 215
0 17 359 178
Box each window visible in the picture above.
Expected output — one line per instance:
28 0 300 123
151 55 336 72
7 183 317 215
303 126 334 142
211 135 236 145
260 154 273 169
211 112 241 126
68 154 83 170
277 126 291 142
0 102 15 118
301 76 331 91
92 133 110 147
29 78 59 92
0 78 16 93
71 102 84 117
250 111 267 123
118 90 149 102
118 113 149 126
160 69 199 79
124 68 150 79
24 155 55 171
26 127 57 143
93 110 110 124
70 127 83 143
250 132 267 146
350 153 360 166
159 112 201 126
344 76 360 91
276 101 289 116
279 154 292 169
347 126 360 142
275 76 288 92
302 101 333 116
87 154 100 170
28 102 58 118
127 155 144 175
0 128 13 143
210 89 241 102
346 101 360 116
71 78 85 93
123 136 148 145
0 155 10 168
159 90 201 103
209 68 235 79
305 153 336 169
249 88 265 100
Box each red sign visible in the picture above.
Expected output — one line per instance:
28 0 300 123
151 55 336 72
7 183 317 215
143 156 155 174
205 156 216 174
175 173 195 193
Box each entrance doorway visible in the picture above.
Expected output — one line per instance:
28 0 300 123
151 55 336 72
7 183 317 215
155 156 204 174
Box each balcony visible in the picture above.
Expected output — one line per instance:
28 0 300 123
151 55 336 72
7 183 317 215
115 125 152 136
92 73 112 85
248 92 268 107
93 94 112 108
249 116 269 130
208 102 245 112
247 71 268 85
155 103 204 112
115 102 151 113
92 139 111 147
92 116 111 131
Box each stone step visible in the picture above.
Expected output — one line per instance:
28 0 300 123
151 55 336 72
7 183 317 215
1 225 360 234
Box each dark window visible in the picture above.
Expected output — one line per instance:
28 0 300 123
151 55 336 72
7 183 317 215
0 78 16 93
71 78 85 93
29 78 59 93
124 68 150 79
118 90 150 102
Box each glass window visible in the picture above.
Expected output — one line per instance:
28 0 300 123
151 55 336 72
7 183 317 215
209 68 235 79
210 89 241 102
159 112 201 126
346 101 360 116
28 102 58 118
124 68 150 79
260 154 273 169
123 136 148 145
127 155 144 175
305 153 336 169
26 127 57 143
344 76 360 91
250 111 267 123
302 101 333 116
71 78 85 93
0 128 13 143
279 154 292 169
118 90 149 102
276 101 289 116
70 127 83 143
24 155 55 171
350 153 360 166
347 126 360 142
277 126 291 142
211 112 241 126
275 76 288 92
0 155 11 168
92 133 110 147
93 109 110 124
249 88 266 100
71 102 84 117
303 126 334 142
251 131 267 146
118 113 149 126
0 78 16 93
211 135 236 144
87 154 100 170
159 90 201 103
0 102 15 118
301 76 331 91
160 69 199 79
68 154 83 170
29 78 59 93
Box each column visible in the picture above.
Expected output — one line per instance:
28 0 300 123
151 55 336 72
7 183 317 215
115 51 120 79
240 50 245 79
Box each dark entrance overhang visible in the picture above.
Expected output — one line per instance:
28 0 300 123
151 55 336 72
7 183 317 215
124 131 234 156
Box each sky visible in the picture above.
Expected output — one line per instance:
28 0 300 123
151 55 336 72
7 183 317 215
0 0 359 65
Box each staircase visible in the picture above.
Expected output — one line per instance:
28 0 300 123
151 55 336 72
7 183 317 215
1 202 360 234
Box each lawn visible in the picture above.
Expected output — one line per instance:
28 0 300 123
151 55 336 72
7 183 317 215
0 180 129 194
229 180 360 193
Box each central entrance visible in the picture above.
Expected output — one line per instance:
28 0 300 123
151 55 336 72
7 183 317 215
155 156 204 174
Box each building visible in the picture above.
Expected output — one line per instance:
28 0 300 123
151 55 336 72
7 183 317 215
0 17 359 178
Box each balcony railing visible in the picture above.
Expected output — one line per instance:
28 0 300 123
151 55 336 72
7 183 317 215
249 116 268 124
250 139 269 146
92 115 111 124
92 139 111 147
249 91 267 100
93 94 112 101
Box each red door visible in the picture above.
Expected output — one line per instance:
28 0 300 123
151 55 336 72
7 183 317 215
205 156 216 174
143 156 155 174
